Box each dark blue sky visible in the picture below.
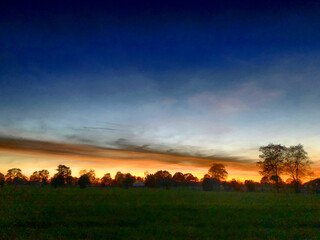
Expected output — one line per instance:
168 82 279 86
1 0 320 161
1 0 320 74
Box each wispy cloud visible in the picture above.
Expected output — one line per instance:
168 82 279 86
188 82 282 116
0 136 254 171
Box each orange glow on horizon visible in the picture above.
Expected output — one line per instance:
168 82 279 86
0 137 319 183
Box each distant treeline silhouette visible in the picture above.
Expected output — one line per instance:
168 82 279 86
0 144 318 193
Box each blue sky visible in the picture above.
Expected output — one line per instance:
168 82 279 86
1 0 320 177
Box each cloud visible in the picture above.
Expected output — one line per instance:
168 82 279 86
0 136 255 172
82 127 116 131
188 82 282 116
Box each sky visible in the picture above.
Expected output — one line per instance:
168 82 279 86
1 0 320 181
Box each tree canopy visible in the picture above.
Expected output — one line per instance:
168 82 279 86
208 163 228 181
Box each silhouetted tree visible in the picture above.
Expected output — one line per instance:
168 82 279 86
136 176 143 182
202 174 221 191
79 169 96 182
56 165 71 180
208 163 228 181
5 168 23 183
122 173 135 189
154 170 172 189
30 169 50 185
257 144 286 193
78 174 91 189
13 176 28 186
260 176 270 184
202 175 212 191
284 144 312 193
145 173 156 188
0 173 4 188
173 172 185 186
39 169 50 183
114 171 125 187
52 165 71 187
30 171 40 183
184 173 198 183
101 173 112 187
113 172 135 188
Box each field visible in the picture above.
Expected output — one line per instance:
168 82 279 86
1 188 320 239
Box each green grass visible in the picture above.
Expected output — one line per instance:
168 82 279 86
0 187 320 239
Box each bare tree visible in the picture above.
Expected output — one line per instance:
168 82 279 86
208 163 228 181
257 144 286 193
284 144 312 193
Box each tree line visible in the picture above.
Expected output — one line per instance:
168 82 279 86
0 166 200 189
0 143 318 193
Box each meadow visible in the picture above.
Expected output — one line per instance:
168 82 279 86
0 187 320 240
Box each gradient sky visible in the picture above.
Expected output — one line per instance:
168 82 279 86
1 0 320 181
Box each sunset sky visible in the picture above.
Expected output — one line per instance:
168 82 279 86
1 1 320 181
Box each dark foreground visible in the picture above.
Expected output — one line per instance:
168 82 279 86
0 187 320 240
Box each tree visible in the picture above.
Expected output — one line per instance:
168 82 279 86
113 172 135 188
5 168 23 183
30 169 49 184
79 169 95 183
184 173 198 183
122 173 135 189
208 163 228 181
101 173 112 187
114 171 125 187
260 176 270 184
145 173 156 188
284 144 312 193
30 171 41 182
78 174 91 189
39 169 50 183
52 165 71 186
13 176 28 186
56 165 71 179
257 144 286 193
144 171 172 189
202 174 221 191
173 172 185 186
0 173 4 188
154 170 172 189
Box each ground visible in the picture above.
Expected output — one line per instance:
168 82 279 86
0 187 320 239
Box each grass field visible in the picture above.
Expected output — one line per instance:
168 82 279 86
1 187 320 240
